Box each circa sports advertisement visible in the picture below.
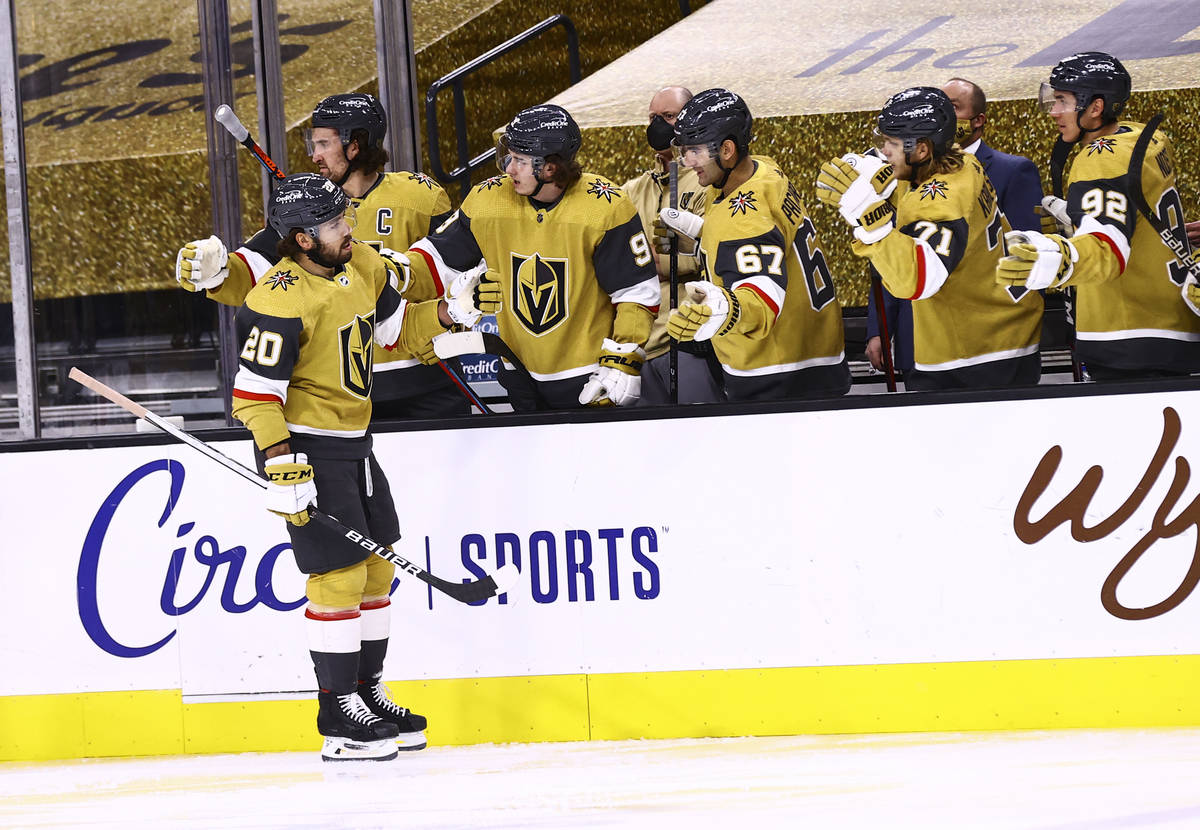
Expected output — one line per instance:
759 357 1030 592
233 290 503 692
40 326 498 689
3 387 1200 699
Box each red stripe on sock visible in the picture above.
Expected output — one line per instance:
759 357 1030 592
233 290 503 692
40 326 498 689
305 608 361 621
360 598 391 611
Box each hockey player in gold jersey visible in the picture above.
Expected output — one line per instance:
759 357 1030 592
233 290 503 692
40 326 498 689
404 104 661 410
819 86 1043 391
996 52 1200 380
231 174 472 762
658 88 850 400
177 93 468 418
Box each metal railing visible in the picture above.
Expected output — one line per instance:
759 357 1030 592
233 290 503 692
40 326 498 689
425 14 580 198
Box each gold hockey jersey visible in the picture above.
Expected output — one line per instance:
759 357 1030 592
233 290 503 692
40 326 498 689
697 157 848 399
409 172 660 380
622 165 707 360
231 241 441 451
859 154 1043 376
1059 122 1200 372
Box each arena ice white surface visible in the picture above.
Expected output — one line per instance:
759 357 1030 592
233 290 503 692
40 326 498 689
5 729 1200 829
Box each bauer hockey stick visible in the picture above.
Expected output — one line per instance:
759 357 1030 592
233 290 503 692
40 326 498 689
1127 112 1200 284
69 368 518 604
1049 137 1084 382
213 104 489 415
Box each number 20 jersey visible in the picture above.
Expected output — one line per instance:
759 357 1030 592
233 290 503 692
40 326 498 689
1063 122 1200 372
697 158 849 399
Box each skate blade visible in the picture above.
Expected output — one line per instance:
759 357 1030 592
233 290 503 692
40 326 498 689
396 730 427 751
321 736 399 762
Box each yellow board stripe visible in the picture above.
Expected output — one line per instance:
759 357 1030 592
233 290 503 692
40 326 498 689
5 656 1200 761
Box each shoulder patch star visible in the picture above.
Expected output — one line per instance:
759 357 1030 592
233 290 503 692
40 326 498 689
586 178 621 202
728 190 757 215
1086 136 1118 156
407 172 436 189
477 175 506 191
918 179 950 200
267 270 299 291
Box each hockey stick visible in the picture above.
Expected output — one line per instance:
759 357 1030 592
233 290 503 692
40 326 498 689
869 265 897 391
668 161 679 405
214 104 286 181
69 368 518 605
214 104 487 415
1126 112 1200 283
433 330 550 410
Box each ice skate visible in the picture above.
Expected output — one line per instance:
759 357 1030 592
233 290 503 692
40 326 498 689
318 691 400 762
358 679 428 751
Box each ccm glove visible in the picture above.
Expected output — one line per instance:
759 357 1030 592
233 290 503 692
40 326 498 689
1036 195 1073 236
655 207 704 255
474 268 504 315
815 154 898 244
264 453 317 527
378 247 413 292
578 338 646 407
175 235 229 292
1183 277 1200 319
667 280 740 342
445 263 486 327
996 230 1078 290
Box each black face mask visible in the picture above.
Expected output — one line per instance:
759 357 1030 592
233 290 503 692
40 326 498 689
646 115 675 151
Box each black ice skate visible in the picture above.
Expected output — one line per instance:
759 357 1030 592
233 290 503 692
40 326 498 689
317 690 400 762
358 680 428 751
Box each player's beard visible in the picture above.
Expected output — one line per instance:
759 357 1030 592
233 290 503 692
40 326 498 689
309 233 353 269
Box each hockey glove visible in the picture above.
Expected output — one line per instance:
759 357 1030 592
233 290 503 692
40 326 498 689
667 281 740 342
578 338 646 407
815 154 897 244
996 230 1078 291
1183 277 1200 319
379 247 413 293
264 453 317 527
655 207 703 255
175 235 229 292
474 268 504 315
445 264 486 327
1036 195 1073 237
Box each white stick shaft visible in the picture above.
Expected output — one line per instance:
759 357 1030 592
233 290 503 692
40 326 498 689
68 368 266 490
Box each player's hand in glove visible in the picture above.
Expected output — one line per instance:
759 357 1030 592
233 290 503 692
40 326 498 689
474 268 503 315
1036 195 1073 236
654 207 703 256
995 230 1078 290
578 338 646 407
815 154 898 244
175 235 229 292
1182 277 1200 319
264 452 317 527
445 263 486 326
667 280 741 342
378 247 412 292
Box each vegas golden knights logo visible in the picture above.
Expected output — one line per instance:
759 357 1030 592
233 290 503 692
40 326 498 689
511 252 568 335
339 312 375 399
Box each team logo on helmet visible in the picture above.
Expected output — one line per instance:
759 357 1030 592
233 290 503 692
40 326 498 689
1086 136 1118 156
338 312 375 399
586 178 621 202
510 252 568 336
727 190 758 216
267 270 299 291
918 179 950 200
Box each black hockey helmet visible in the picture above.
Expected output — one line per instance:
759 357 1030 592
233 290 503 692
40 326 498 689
267 173 350 238
1042 52 1131 122
876 86 957 155
311 92 387 149
672 88 752 153
500 104 582 162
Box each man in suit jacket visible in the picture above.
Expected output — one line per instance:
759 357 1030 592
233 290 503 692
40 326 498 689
865 77 1044 382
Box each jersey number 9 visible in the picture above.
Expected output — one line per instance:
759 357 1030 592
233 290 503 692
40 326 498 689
629 231 653 266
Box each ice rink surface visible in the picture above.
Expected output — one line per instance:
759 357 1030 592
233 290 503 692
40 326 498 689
5 729 1200 829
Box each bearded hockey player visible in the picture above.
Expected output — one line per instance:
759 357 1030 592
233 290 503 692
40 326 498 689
658 88 850 400
995 52 1200 380
177 93 467 418
403 104 661 410
819 86 1043 390
231 174 472 761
